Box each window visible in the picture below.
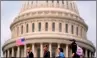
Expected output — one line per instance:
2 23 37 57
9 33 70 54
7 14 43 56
21 25 23 34
71 25 74 34
38 22 41 31
76 27 78 35
66 1 68 9
46 0 48 3
73 2 75 10
26 24 28 33
70 3 72 9
59 23 62 32
62 0 64 4
80 27 82 36
32 23 35 32
65 24 68 33
17 27 19 36
45 22 48 31
52 0 54 3
57 0 59 3
52 22 55 31
31 1 33 4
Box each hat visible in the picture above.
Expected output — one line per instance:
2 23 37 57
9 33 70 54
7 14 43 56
69 39 76 41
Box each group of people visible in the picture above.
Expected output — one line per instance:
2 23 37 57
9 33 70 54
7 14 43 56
26 39 83 58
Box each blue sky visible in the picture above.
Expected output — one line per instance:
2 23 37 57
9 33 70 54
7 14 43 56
1 1 96 57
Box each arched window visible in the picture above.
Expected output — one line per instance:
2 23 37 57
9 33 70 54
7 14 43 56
17 27 19 36
52 0 54 3
52 22 55 31
76 27 78 35
26 24 28 33
66 1 68 9
32 23 35 32
31 1 33 4
62 0 64 4
45 22 48 31
71 25 74 34
57 0 59 3
46 0 48 3
80 27 82 37
65 24 68 33
38 22 41 31
59 23 62 32
21 25 23 34
73 2 75 10
70 3 72 9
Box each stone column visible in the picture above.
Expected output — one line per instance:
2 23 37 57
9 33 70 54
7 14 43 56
63 1 66 8
53 1 57 8
89 51 91 57
24 44 27 57
40 43 43 57
56 22 59 32
17 46 20 57
35 22 38 32
85 49 88 57
23 23 26 33
68 23 71 34
59 1 62 8
66 44 68 57
62 23 65 33
41 22 45 32
32 43 35 57
29 22 32 33
48 21 52 32
49 43 52 57
7 49 9 57
11 47 14 57
58 43 60 48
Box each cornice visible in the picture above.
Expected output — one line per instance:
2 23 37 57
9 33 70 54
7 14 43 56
2 35 95 52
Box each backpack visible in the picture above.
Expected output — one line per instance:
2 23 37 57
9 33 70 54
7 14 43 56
76 45 83 56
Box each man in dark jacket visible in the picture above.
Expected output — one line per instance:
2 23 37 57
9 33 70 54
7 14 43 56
26 47 34 58
70 39 80 58
43 45 50 58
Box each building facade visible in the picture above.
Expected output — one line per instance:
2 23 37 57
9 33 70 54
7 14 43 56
2 1 95 58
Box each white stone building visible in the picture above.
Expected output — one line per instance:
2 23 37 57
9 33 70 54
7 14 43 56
2 1 95 58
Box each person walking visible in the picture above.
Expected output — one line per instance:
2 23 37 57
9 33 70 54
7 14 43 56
43 45 50 58
26 47 34 58
70 39 80 58
56 48 65 58
76 45 83 58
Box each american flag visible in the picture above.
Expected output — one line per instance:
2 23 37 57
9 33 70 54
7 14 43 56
16 37 25 46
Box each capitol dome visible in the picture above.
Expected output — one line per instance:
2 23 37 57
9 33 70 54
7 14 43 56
2 1 95 58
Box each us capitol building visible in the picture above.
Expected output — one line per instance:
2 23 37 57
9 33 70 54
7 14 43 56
2 1 95 58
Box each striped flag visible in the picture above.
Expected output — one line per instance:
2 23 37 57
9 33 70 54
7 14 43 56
16 37 25 46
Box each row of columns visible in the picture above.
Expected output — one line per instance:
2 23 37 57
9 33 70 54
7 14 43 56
85 49 94 58
22 1 76 10
4 43 94 58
